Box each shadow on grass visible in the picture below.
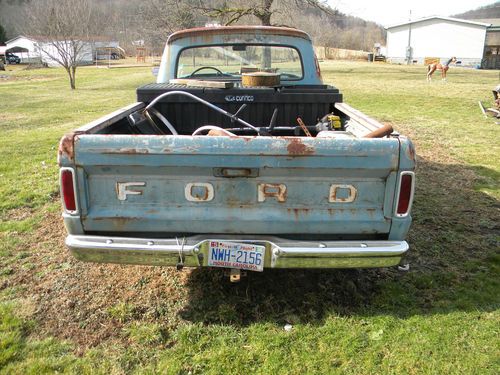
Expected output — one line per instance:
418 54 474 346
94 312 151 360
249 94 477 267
180 157 500 325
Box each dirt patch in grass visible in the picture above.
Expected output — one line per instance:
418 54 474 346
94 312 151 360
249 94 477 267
0 207 34 221
0 74 58 83
0 74 24 82
2 210 192 351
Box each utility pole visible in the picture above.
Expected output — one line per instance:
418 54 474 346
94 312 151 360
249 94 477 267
406 10 412 65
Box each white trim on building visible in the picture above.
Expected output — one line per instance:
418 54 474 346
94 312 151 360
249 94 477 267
386 16 491 29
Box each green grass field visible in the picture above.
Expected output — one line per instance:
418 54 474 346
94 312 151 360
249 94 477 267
0 61 498 374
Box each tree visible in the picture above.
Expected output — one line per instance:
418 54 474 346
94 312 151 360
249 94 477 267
139 0 198 47
196 0 337 26
24 0 103 89
195 0 338 67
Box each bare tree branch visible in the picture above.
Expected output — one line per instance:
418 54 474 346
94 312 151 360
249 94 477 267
23 0 103 89
139 0 197 46
195 0 337 26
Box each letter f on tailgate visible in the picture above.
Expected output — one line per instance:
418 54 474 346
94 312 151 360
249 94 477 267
116 182 146 201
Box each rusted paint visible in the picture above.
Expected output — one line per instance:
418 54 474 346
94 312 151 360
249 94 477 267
286 138 315 155
325 208 381 215
329 185 357 203
168 26 311 44
83 216 139 231
194 185 209 201
405 140 416 162
257 183 287 203
287 208 310 220
90 216 140 222
330 189 337 202
185 183 214 202
103 148 150 154
58 131 84 164
365 208 377 218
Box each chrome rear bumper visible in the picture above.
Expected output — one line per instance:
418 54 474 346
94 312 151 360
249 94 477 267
66 235 408 269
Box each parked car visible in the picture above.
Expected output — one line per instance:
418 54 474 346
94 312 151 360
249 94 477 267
5 52 21 64
58 26 416 279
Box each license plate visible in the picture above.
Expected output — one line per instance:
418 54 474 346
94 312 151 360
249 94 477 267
208 241 265 272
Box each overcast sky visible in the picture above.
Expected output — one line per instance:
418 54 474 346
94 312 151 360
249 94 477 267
330 0 496 26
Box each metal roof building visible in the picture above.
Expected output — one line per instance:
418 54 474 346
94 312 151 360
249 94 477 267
475 18 500 69
385 16 491 67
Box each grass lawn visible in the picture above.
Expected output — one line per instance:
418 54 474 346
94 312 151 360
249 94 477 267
0 61 498 374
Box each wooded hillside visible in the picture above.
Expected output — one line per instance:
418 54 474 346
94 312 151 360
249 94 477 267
453 1 500 19
0 0 385 52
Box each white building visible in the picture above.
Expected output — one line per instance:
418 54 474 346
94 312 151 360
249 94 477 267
3 35 121 66
385 16 491 67
2 35 40 63
38 40 94 67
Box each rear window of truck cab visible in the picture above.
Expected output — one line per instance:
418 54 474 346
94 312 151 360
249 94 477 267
176 45 303 80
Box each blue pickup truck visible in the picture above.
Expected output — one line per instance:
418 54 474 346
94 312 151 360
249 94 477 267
58 26 415 277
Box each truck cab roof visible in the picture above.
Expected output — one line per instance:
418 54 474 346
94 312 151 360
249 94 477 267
167 26 312 43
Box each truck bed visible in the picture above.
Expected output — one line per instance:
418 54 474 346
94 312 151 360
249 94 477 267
59 94 413 235
97 84 342 135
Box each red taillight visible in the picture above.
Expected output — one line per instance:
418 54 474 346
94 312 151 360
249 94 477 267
61 169 77 212
396 173 414 216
